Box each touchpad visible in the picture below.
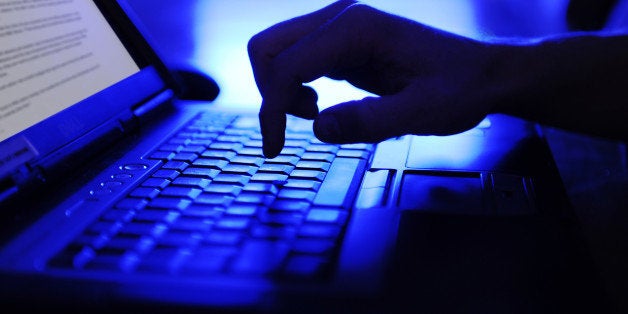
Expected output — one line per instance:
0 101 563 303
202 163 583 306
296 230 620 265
398 172 487 215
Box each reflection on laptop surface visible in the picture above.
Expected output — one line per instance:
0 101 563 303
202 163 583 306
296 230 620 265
0 1 611 313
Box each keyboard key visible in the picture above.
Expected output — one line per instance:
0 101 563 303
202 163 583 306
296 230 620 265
306 209 345 224
277 189 316 202
306 144 339 154
250 225 297 240
101 209 135 223
295 161 331 171
234 192 275 205
147 197 192 211
129 187 160 199
181 205 224 219
137 248 190 274
230 156 264 166
172 152 198 163
242 182 278 194
215 217 250 230
85 251 140 273
133 210 180 224
222 164 257 176
172 177 211 189
142 178 171 189
282 255 326 278
283 179 321 191
313 157 364 208
205 231 242 246
269 200 309 213
151 169 180 180
195 193 235 207
225 204 258 216
238 147 265 157
231 240 290 275
161 187 202 199
159 144 183 152
192 158 228 170
204 183 243 196
169 217 213 233
264 156 299 166
162 160 189 171
336 149 371 159
251 173 288 182
118 222 168 238
180 145 206 154
201 150 236 160
258 164 294 175
209 142 243 152
290 170 326 181
182 167 220 179
149 151 175 161
156 232 202 249
279 147 305 157
301 152 334 163
212 174 250 186
115 198 148 211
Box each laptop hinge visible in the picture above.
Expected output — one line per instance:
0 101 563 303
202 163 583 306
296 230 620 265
132 88 175 124
0 90 170 202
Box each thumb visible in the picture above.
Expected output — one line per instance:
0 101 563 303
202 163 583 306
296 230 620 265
313 96 409 144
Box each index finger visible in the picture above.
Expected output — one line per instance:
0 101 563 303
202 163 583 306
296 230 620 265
260 4 382 157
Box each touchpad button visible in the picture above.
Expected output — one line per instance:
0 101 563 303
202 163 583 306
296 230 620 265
399 172 486 214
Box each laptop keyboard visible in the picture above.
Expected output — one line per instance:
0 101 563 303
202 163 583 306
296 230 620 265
49 112 374 280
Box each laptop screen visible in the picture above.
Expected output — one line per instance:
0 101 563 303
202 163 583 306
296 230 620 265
0 1 140 143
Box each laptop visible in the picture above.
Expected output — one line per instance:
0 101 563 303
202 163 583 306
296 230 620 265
0 1 611 313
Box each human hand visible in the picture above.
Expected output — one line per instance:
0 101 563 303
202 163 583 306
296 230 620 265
248 0 504 158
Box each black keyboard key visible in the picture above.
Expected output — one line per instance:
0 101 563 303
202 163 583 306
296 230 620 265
172 152 198 163
269 200 309 213
169 217 213 233
251 173 288 182
258 164 294 175
242 182 278 194
137 248 190 274
301 152 334 162
212 174 250 185
215 217 250 231
225 204 258 216
289 170 326 181
283 179 321 191
298 224 341 239
133 209 180 224
313 157 364 208
161 187 202 199
151 169 180 180
250 225 297 240
204 183 243 196
222 164 257 176
182 167 220 179
156 232 202 249
147 197 192 211
162 160 189 171
204 231 242 246
306 208 346 224
336 149 371 159
231 240 290 275
195 193 235 207
149 151 175 161
142 178 171 189
129 187 160 199
295 161 331 171
115 198 148 211
201 150 236 160
172 177 211 189
277 189 316 202
230 156 264 166
282 255 326 278
192 158 228 169
264 156 299 166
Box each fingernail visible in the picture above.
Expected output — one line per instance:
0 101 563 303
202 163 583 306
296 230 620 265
314 114 340 142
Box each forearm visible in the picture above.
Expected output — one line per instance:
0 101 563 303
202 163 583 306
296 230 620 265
489 34 628 141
